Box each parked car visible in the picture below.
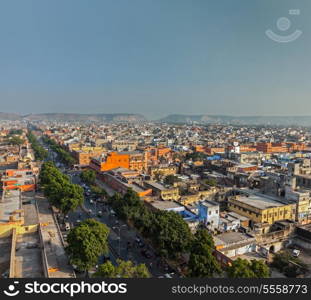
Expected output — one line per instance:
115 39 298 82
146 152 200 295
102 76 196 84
65 222 71 231
293 249 301 257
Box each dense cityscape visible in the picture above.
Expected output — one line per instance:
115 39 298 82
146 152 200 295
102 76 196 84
1 118 311 279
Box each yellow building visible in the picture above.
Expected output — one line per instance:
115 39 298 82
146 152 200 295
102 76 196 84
144 181 180 201
228 193 295 224
149 165 178 179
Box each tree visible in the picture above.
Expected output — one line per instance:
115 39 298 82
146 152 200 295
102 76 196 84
66 219 110 272
227 258 270 278
151 210 192 259
250 259 270 278
27 131 48 161
8 136 24 146
80 169 96 185
40 161 84 215
95 259 150 278
188 229 221 277
271 251 307 277
90 185 108 199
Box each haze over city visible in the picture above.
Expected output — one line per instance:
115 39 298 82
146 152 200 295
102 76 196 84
0 0 310 119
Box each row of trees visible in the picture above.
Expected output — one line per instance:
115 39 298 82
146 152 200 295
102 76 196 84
95 259 150 278
66 218 150 277
39 161 84 216
108 189 270 278
42 136 75 166
27 131 48 161
108 189 193 260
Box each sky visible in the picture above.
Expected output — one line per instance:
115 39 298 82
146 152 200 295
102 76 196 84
0 0 310 119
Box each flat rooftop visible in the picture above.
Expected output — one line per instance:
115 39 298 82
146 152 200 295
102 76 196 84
235 194 284 210
214 232 255 247
36 193 75 278
145 181 167 191
149 200 183 211
13 232 43 278
0 189 21 223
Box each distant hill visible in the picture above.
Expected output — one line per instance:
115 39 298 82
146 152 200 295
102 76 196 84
159 114 311 126
0 113 146 122
2 112 311 126
0 112 22 120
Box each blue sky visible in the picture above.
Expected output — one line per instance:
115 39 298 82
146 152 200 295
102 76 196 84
0 0 310 119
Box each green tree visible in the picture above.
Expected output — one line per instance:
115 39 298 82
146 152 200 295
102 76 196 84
95 259 150 278
188 229 221 277
80 169 96 185
27 131 48 161
40 161 84 215
151 210 192 259
250 259 270 278
271 251 307 277
66 219 110 273
227 258 270 278
8 136 24 146
90 185 108 199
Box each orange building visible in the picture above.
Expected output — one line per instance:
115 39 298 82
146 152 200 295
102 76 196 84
90 151 145 172
256 142 287 153
73 150 104 166
1 169 36 192
287 143 307 152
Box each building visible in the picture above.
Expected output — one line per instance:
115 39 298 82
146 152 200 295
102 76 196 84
101 168 152 198
144 181 180 201
1 169 37 192
197 200 220 230
228 192 295 225
90 151 145 172
214 232 257 258
148 165 178 179
256 142 287 153
73 148 104 166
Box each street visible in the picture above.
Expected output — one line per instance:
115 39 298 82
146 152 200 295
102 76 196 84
41 139 175 278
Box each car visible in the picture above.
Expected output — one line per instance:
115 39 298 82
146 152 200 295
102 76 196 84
90 199 94 204
164 273 174 278
292 249 301 257
65 222 71 231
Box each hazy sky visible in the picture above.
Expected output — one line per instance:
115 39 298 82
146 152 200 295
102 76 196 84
0 0 310 119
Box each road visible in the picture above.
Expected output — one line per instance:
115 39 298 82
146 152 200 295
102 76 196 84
41 139 175 277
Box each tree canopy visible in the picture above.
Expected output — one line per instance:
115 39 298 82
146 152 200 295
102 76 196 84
66 219 110 272
80 169 96 185
227 258 270 278
188 229 221 277
40 161 84 215
95 259 150 278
